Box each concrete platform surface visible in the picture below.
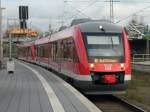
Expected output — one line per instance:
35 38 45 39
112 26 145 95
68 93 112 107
0 60 101 112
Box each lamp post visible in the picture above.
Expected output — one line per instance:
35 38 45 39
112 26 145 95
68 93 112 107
0 0 5 69
6 18 16 73
7 18 18 59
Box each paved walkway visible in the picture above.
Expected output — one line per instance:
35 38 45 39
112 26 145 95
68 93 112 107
0 61 102 112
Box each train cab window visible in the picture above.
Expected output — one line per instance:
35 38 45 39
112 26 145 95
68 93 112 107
83 34 125 62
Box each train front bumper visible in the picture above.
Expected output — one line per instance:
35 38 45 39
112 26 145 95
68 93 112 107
73 80 130 95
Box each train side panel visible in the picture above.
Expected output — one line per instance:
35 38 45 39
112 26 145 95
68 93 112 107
18 21 131 94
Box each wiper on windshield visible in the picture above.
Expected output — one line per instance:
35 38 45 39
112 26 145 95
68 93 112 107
111 36 114 49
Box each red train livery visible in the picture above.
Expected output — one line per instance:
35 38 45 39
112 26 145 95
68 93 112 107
18 21 131 94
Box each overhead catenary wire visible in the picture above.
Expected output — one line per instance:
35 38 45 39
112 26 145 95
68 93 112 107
64 0 120 22
116 5 150 23
64 0 98 20
110 0 114 23
66 3 91 18
61 0 150 29
64 0 150 4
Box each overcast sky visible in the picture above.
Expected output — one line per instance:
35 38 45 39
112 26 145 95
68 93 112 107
2 0 150 31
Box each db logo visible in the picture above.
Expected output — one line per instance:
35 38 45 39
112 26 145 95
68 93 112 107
104 64 112 71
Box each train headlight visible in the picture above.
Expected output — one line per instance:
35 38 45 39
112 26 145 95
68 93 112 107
120 63 125 70
90 64 95 68
99 25 103 29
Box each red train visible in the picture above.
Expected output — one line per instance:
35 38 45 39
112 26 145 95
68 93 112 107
18 21 131 94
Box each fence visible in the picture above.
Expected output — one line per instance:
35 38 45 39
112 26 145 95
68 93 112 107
132 54 150 62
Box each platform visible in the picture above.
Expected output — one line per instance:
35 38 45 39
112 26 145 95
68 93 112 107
0 60 101 112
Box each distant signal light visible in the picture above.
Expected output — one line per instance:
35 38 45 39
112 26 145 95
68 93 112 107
19 6 29 20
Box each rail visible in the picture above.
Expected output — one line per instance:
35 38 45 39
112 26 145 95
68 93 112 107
113 96 146 112
132 54 150 62
90 95 147 112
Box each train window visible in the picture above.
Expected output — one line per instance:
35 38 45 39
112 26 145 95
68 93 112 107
51 42 57 61
61 37 79 62
63 39 68 60
38 44 48 58
18 47 24 57
42 45 44 57
43 44 49 58
67 39 72 61
35 46 37 57
28 47 30 57
49 44 52 58
56 40 62 60
37 46 39 57
51 43 54 60
38 46 41 57
54 42 58 60
37 45 44 57
49 37 79 62
63 38 71 61
53 43 55 60
60 41 64 60
37 46 40 57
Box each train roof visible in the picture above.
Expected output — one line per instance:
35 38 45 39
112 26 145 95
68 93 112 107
71 18 91 26
79 21 122 33
34 21 123 45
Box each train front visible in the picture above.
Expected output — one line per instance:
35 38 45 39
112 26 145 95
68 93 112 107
76 21 131 94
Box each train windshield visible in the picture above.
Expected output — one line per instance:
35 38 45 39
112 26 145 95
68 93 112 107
84 34 124 62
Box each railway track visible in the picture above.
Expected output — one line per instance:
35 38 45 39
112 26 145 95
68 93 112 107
20 60 148 112
88 95 147 112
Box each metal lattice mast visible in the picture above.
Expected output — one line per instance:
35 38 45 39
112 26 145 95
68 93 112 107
110 0 114 23
0 0 2 66
0 0 5 68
